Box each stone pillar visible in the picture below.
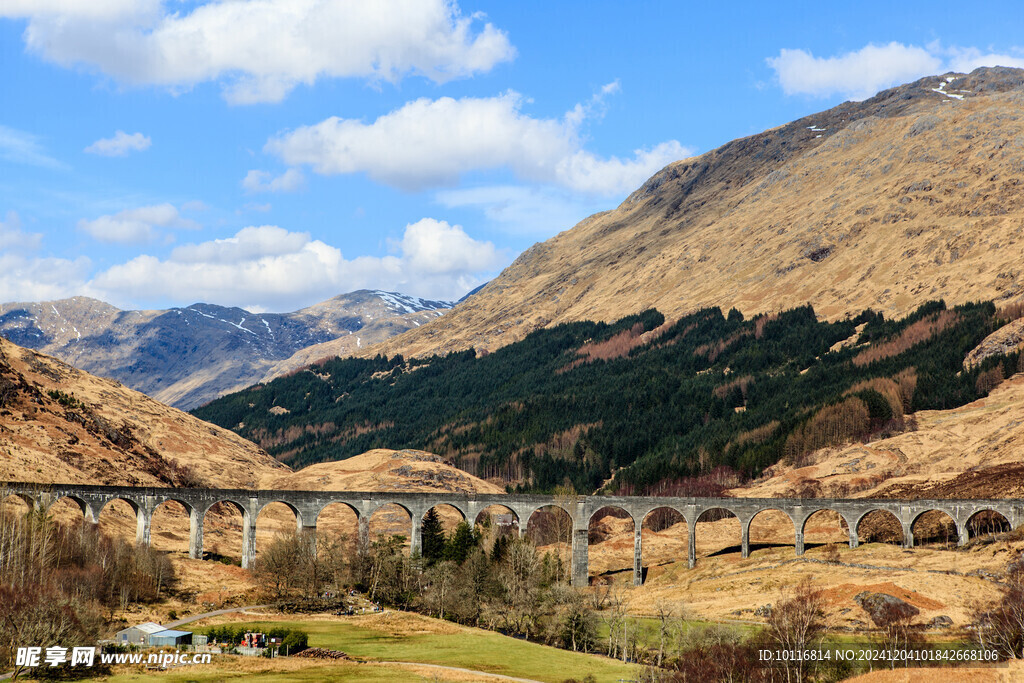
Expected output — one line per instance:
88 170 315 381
571 524 589 587
37 492 56 512
300 524 317 556
358 516 370 549
189 506 204 559
902 522 914 549
83 502 99 525
687 520 697 569
410 513 422 557
793 506 804 556
242 516 257 569
848 519 859 549
957 522 968 547
466 501 481 529
741 520 750 558
633 522 642 586
135 506 151 546
1011 505 1024 531
900 505 913 549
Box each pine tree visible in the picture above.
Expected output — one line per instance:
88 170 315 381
421 508 446 565
490 534 509 564
444 522 476 564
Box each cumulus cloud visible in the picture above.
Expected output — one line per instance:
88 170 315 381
767 41 1024 100
0 212 90 303
0 253 93 304
436 185 607 236
0 124 65 169
89 220 504 308
0 211 42 251
84 130 151 156
944 45 1024 73
3 0 514 104
77 203 201 244
393 218 500 275
266 91 691 195
242 168 305 193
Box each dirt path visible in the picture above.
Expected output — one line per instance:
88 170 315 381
164 604 274 628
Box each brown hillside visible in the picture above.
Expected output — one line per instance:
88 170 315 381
0 335 498 560
367 67 1024 360
729 371 1024 501
0 330 497 494
0 335 286 489
268 448 504 494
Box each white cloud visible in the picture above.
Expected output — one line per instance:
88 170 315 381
84 130 151 156
944 45 1024 73
242 168 304 193
4 0 514 104
0 253 93 304
393 218 500 275
0 124 65 169
436 185 607 236
266 91 691 195
767 41 1024 100
767 43 940 100
0 211 42 251
89 220 504 308
78 203 201 244
555 142 689 196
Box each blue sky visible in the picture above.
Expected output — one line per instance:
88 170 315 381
2 1 1023 312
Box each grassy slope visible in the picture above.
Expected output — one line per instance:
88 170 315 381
186 615 638 683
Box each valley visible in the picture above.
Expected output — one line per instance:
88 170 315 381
7 66 1024 683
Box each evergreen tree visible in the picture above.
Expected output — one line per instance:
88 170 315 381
421 508 446 565
444 521 476 564
490 533 509 565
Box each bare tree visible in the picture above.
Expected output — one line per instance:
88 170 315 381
973 556 1024 659
423 560 458 620
497 538 543 639
653 599 679 667
551 485 579 583
764 577 827 683
602 584 626 659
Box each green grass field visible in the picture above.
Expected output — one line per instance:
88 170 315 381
176 614 639 682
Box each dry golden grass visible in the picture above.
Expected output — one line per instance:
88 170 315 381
733 372 1024 500
0 336 286 489
847 662 1024 682
583 508 1020 631
368 77 1024 361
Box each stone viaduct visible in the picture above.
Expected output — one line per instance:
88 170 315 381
2 482 1019 587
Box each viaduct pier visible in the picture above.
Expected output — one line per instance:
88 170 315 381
2 482 1019 587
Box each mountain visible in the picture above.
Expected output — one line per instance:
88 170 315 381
367 67 1024 361
0 332 501 493
733 370 1024 501
0 334 286 488
0 290 451 410
194 300 1023 493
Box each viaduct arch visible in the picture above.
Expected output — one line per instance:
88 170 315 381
3 482 1020 587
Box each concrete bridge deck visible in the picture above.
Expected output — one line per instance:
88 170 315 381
2 482 1019 586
